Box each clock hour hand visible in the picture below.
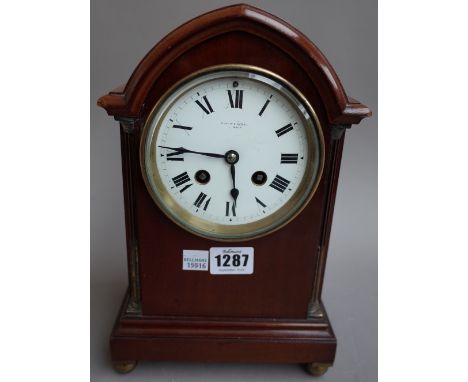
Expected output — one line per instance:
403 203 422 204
230 163 239 208
158 145 225 159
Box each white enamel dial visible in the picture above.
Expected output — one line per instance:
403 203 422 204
141 66 324 240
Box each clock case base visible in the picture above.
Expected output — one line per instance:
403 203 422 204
110 291 336 365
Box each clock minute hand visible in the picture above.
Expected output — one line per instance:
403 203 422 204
158 145 225 159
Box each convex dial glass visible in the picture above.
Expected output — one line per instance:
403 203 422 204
141 66 324 240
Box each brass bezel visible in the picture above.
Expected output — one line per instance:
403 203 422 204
139 64 325 241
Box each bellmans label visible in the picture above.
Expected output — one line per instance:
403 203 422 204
182 250 209 271
209 247 254 275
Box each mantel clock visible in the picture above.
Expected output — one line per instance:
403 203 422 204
97 4 371 376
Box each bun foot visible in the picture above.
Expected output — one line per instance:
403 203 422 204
304 363 330 376
112 360 138 374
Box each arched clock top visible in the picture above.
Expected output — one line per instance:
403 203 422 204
97 3 370 125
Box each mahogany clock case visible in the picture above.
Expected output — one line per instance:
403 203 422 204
92 1 376 379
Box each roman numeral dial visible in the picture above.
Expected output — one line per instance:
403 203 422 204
195 96 214 114
269 175 291 193
166 151 184 161
194 192 211 211
225 201 236 217
275 123 294 137
228 90 243 108
281 153 299 164
172 125 192 130
172 172 193 193
258 95 272 116
255 197 267 209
